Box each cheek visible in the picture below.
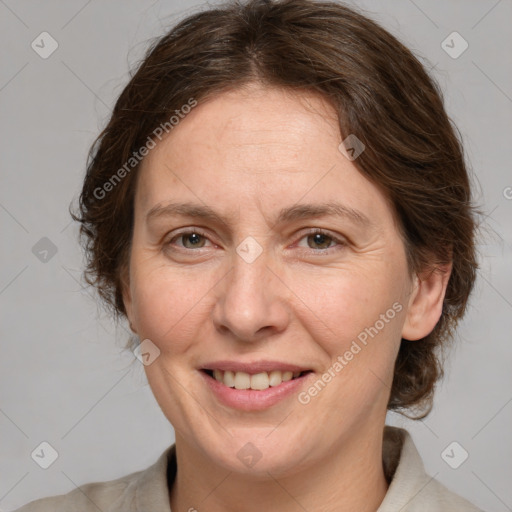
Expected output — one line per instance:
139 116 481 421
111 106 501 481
291 267 407 406
130 262 213 349
302 274 405 384
290 265 404 346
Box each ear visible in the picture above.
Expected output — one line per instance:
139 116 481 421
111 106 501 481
120 263 137 334
401 262 452 341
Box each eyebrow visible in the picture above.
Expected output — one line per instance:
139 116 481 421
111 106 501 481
145 201 371 228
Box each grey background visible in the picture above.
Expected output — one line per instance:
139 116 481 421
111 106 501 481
0 0 511 510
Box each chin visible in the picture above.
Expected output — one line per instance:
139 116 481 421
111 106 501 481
197 426 314 478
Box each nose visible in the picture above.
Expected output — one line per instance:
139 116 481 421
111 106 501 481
212 246 290 343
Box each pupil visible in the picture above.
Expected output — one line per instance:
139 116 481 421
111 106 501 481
313 233 328 248
188 233 201 245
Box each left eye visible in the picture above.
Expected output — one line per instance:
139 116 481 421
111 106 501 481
296 230 344 251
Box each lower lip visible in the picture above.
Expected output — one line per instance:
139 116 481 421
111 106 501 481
201 371 311 411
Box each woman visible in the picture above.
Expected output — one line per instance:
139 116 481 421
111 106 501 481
15 0 482 510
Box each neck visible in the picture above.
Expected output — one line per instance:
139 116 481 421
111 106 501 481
169 422 389 512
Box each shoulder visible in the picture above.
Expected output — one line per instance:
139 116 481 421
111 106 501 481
12 445 175 512
15 472 133 512
12 477 132 512
379 426 484 512
413 477 484 511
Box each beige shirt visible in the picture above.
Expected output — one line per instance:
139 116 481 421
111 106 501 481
14 426 482 511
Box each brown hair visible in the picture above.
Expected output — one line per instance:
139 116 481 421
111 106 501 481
71 0 478 418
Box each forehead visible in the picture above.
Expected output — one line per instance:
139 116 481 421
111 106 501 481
135 86 394 229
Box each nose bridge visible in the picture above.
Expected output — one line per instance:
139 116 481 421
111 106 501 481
213 237 289 341
232 238 271 296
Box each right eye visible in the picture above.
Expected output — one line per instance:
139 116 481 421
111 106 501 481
165 229 213 250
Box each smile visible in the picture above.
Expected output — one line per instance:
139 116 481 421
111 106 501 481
200 363 314 411
203 369 309 390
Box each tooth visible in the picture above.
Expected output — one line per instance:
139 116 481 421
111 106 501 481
282 371 293 382
234 371 251 389
224 370 235 387
251 372 270 390
268 370 283 387
215 369 303 389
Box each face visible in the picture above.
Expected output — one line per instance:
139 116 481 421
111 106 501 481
123 85 423 476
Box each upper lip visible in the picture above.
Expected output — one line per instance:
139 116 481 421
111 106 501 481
200 360 312 373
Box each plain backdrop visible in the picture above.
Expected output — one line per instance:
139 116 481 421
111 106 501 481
1 1 511 511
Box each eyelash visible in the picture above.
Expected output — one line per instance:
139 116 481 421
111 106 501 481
165 228 346 255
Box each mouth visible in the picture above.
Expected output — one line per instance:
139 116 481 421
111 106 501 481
199 361 315 410
201 368 312 391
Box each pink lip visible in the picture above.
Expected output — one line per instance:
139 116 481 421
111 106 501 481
200 360 311 373
200 369 312 411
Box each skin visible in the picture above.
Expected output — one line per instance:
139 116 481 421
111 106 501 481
122 84 451 512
